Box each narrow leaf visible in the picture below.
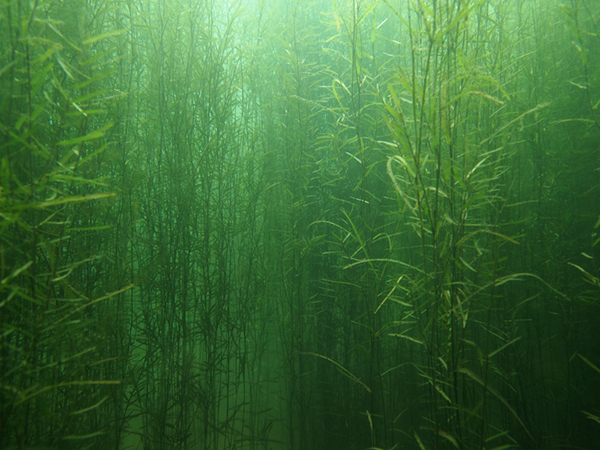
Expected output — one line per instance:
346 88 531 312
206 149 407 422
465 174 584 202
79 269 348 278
82 29 126 45
489 337 522 358
458 367 534 441
579 354 600 376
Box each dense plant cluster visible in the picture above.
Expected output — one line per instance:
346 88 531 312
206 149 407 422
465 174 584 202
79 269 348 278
1 0 599 449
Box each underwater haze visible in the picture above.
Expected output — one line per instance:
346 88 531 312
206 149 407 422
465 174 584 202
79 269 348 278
1 0 600 449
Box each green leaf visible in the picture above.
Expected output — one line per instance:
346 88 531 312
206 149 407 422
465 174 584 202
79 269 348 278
70 396 108 415
82 29 126 45
489 337 522 358
458 366 534 441
579 354 600 376
62 431 106 440
57 122 114 146
583 411 600 426
35 192 115 208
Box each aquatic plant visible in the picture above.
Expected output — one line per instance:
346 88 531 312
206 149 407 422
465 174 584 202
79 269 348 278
1 0 599 449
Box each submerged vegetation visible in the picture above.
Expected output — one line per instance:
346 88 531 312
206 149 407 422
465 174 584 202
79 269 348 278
1 0 599 449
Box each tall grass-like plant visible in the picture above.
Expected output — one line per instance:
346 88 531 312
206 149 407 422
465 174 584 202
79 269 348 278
2 0 600 449
0 0 127 447
272 3 329 447
310 0 403 447
116 0 287 448
381 1 550 448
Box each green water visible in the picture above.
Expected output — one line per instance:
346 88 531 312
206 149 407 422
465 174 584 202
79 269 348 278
1 0 599 449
